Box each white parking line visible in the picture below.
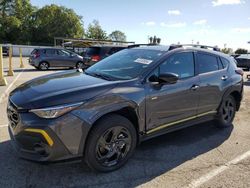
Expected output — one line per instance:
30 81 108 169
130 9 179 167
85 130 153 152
0 69 24 103
0 124 8 128
187 150 250 188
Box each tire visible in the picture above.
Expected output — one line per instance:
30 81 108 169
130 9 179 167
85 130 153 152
215 95 236 128
76 61 84 69
84 114 137 172
39 62 49 70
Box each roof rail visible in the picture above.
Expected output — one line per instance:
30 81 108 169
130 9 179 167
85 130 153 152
128 43 159 48
169 44 220 52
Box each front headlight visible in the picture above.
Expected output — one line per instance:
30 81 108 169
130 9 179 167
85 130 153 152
30 102 83 119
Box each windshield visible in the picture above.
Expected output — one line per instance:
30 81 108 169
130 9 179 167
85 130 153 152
85 49 164 80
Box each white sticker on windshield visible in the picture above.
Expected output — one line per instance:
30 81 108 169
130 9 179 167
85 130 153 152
134 58 153 65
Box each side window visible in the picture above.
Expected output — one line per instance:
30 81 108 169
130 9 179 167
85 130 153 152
159 52 195 79
57 50 70 56
197 53 219 74
220 57 229 68
45 49 55 55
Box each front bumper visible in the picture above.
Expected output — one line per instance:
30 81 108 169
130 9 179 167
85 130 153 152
8 125 71 162
7 101 89 162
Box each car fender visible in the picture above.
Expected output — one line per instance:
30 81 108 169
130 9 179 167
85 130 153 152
72 95 141 155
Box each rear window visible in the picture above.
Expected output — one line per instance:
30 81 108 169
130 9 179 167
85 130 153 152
31 49 38 54
86 47 100 56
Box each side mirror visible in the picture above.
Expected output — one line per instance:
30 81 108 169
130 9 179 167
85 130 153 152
158 73 179 84
149 73 179 85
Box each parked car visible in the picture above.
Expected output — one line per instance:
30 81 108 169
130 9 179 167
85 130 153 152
2 46 9 56
82 45 127 68
234 54 250 70
29 48 84 70
8 44 243 172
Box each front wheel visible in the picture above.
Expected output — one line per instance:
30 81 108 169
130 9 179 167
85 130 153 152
84 114 137 172
215 95 236 128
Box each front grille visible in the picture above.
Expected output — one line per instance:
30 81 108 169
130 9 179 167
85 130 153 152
7 100 20 129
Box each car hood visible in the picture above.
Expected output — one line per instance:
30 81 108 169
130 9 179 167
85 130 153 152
9 70 118 109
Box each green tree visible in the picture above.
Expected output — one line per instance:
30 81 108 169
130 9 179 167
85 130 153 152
221 48 233 54
86 20 107 40
0 0 14 18
33 4 84 45
0 0 35 44
235 48 248 54
109 30 126 41
148 35 161 44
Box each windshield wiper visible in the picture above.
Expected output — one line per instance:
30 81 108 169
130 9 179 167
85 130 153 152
84 71 114 81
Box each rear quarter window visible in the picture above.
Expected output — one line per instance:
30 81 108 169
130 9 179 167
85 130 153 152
220 57 230 68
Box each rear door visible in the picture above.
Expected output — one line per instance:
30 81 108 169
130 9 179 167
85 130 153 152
43 49 57 66
145 51 200 132
196 52 229 114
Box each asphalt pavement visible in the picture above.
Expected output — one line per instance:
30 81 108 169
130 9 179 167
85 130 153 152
1 58 250 188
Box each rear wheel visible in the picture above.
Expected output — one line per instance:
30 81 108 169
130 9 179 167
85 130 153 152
76 61 84 69
39 62 49 70
84 114 137 172
216 95 236 128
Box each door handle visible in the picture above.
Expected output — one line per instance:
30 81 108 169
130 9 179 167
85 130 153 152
221 75 228 81
191 85 200 90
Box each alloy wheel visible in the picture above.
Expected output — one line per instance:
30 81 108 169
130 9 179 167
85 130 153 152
39 62 49 70
76 62 84 69
222 97 235 124
95 126 132 167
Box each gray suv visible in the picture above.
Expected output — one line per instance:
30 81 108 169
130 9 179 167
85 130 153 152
29 48 84 70
8 44 243 172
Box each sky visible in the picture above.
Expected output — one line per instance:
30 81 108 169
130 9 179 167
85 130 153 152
30 0 250 50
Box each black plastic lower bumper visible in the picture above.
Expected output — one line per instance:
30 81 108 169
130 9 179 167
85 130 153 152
8 126 74 162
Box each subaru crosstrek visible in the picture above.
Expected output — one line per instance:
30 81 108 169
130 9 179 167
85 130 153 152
7 45 243 172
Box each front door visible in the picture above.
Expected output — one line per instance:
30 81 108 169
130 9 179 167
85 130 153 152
55 49 72 67
146 51 200 132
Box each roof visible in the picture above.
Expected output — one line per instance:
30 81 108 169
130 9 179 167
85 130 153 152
132 44 230 59
89 45 128 48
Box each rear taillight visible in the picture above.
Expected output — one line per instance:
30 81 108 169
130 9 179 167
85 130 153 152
91 55 100 62
34 52 40 58
235 68 244 76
